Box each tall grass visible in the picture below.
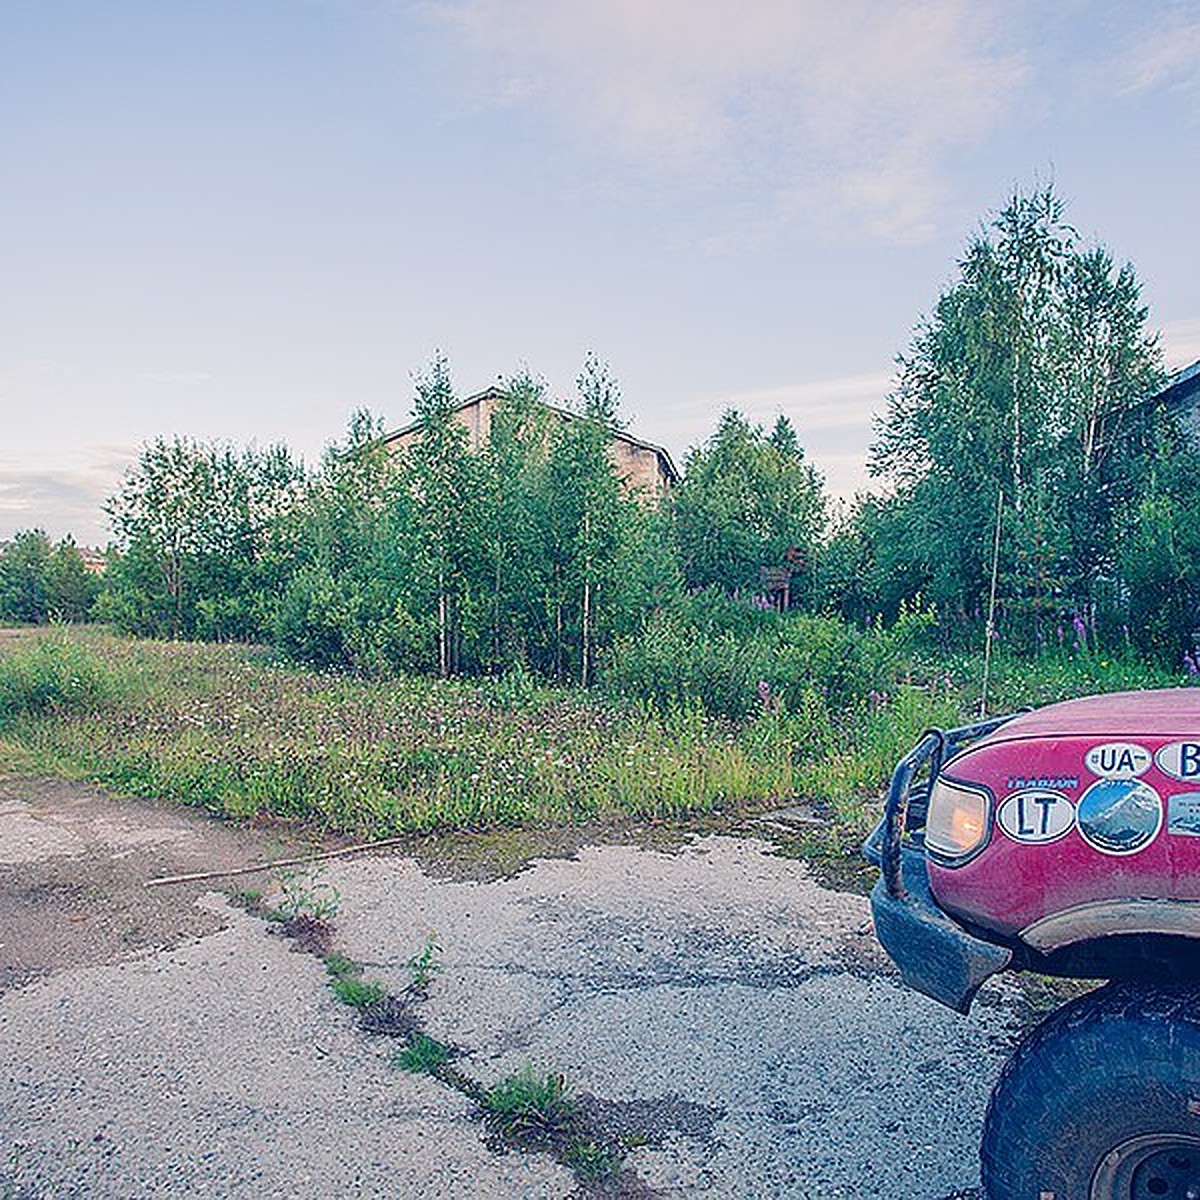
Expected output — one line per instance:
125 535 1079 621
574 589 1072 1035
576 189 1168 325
0 629 111 725
0 627 1189 841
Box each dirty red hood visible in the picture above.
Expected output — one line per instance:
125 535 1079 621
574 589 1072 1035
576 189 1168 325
982 688 1200 743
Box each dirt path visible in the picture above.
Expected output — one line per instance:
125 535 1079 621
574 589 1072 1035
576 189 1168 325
0 775 322 992
0 777 1014 1198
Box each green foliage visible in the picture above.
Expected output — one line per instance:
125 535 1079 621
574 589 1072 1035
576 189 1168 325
323 953 361 980
406 935 443 990
273 566 349 671
561 1138 624 1182
671 410 824 596
0 530 98 624
0 632 109 725
867 184 1164 636
604 595 936 719
275 863 340 922
102 436 304 641
392 1033 452 1075
1117 443 1200 665
484 1066 576 1144
329 975 386 1009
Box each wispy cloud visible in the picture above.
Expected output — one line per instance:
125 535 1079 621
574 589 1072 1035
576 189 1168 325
718 370 894 434
1161 317 1200 371
426 0 1026 243
1119 13 1200 97
0 446 134 545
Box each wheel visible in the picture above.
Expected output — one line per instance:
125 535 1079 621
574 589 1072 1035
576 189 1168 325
981 982 1200 1199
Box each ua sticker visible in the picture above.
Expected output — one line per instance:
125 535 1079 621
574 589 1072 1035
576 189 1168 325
1076 778 1162 855
1156 742 1200 782
1084 742 1151 779
997 790 1073 844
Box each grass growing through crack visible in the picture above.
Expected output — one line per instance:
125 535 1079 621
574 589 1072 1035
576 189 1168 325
255 895 627 1189
405 934 442 990
328 974 386 1009
392 1032 453 1075
484 1067 577 1145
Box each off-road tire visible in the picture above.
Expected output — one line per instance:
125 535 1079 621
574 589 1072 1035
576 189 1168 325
981 982 1200 1199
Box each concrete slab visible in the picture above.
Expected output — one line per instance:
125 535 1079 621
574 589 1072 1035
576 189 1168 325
1 783 1021 1198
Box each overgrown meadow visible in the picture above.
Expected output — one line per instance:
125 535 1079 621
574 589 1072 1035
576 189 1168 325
1 626 1189 848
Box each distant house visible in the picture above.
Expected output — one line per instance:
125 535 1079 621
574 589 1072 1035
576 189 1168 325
78 547 107 575
1154 359 1200 446
380 386 680 503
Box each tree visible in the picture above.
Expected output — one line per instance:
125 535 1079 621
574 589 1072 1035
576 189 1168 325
868 185 1164 635
0 531 98 625
671 410 825 598
403 354 481 676
103 436 304 639
477 371 555 672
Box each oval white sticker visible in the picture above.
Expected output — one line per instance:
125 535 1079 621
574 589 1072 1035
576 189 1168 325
997 790 1074 844
1084 742 1151 779
1156 742 1200 782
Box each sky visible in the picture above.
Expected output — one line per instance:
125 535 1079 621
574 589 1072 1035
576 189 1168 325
2 0 1199 547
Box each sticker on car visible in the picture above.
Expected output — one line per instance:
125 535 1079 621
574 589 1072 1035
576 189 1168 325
997 790 1074 844
1084 742 1151 779
1168 792 1200 837
1075 778 1162 855
1155 742 1200 782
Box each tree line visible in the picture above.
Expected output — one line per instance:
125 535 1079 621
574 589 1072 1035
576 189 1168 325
4 186 1197 684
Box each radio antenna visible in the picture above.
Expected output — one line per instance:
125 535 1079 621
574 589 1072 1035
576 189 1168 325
979 486 1004 718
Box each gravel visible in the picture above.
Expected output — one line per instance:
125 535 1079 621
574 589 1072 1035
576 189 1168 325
0 780 1023 1198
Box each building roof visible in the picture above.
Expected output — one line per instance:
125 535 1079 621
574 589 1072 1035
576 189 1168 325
1155 359 1200 411
382 386 680 484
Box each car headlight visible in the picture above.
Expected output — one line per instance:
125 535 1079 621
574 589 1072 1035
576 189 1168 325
925 776 991 862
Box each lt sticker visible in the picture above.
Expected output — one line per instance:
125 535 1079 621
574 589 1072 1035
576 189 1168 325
1084 742 1151 779
1156 742 1200 782
997 790 1074 844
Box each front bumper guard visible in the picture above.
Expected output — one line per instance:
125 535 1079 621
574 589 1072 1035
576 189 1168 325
862 716 1015 1014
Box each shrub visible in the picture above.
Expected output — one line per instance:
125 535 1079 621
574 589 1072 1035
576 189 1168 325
0 633 110 725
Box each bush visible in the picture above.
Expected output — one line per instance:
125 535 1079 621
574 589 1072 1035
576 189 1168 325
603 597 937 719
274 566 349 670
0 633 110 725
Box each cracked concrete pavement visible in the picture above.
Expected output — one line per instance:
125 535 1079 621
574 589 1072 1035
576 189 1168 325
0 777 1023 1198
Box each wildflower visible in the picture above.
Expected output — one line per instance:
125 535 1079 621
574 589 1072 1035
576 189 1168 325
1072 614 1088 651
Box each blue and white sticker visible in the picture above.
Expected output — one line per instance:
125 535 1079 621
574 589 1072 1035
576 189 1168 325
1084 742 1151 779
997 790 1074 844
1155 742 1200 783
1168 792 1200 837
1076 778 1162 855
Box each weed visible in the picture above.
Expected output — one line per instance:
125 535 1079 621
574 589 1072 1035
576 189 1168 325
276 863 340 923
392 1032 452 1075
6 629 1189 848
484 1066 577 1146
405 934 443 991
0 631 109 725
323 952 361 980
328 975 386 1009
562 1137 623 1182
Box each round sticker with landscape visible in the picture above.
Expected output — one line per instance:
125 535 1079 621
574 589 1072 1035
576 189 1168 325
997 790 1074 845
1155 742 1200 783
1076 778 1163 855
1084 742 1151 779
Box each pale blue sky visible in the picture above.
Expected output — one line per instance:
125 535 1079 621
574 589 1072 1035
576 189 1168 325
3 0 1198 545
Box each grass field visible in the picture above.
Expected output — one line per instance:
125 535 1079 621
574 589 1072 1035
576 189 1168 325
0 625 1189 844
